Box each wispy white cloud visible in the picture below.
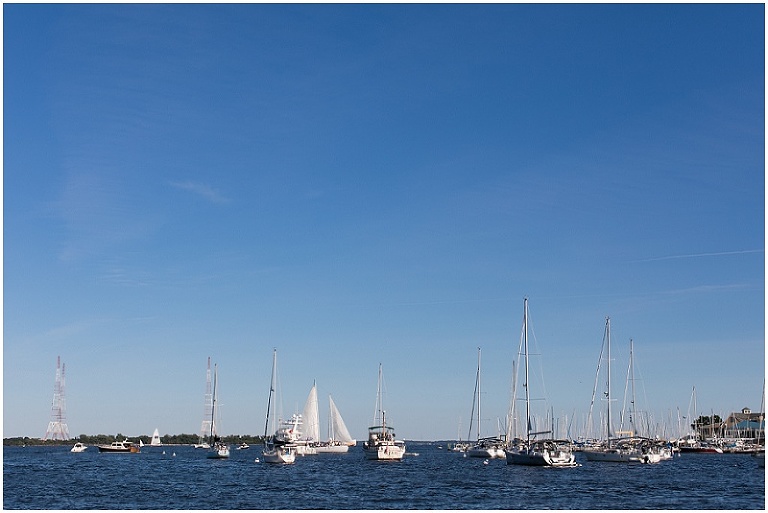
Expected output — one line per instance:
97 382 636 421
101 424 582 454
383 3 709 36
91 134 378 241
170 180 230 204
632 249 763 263
659 282 760 295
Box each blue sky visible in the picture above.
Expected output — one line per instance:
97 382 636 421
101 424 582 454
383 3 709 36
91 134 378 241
3 4 764 441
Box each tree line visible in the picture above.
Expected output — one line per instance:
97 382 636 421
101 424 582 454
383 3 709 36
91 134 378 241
3 433 266 446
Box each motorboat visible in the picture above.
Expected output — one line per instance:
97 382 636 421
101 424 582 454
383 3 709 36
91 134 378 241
362 364 405 461
70 442 87 453
98 440 140 453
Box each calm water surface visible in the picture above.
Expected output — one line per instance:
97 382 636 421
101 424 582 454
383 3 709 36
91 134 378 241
3 443 765 509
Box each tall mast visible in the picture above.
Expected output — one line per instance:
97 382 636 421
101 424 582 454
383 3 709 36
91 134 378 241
373 363 384 426
209 364 218 443
605 317 612 444
692 385 698 440
264 349 277 438
757 379 765 446
629 339 636 436
523 297 531 444
379 364 384 428
477 348 482 440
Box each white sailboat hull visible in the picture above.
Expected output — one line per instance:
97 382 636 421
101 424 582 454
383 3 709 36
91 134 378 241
315 444 350 454
585 448 661 464
295 443 317 456
262 445 296 464
207 446 230 459
363 441 406 460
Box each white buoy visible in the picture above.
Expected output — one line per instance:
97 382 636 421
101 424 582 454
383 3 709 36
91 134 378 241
172 452 176 457
254 458 260 463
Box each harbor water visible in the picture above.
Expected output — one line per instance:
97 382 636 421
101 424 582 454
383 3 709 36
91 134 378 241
3 443 765 509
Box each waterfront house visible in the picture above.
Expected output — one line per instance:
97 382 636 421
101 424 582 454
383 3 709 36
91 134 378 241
723 407 764 441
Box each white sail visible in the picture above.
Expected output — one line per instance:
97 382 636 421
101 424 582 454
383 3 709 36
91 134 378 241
300 382 320 442
329 395 354 444
151 428 162 446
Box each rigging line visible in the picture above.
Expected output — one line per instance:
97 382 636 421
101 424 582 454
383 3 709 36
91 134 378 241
586 318 608 440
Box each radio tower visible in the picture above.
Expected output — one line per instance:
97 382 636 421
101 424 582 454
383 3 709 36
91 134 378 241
199 357 213 443
43 356 70 440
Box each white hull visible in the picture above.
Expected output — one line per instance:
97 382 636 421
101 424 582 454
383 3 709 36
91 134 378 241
70 443 87 453
262 445 296 464
295 444 317 456
363 442 406 460
207 447 230 459
505 447 577 467
315 444 350 454
585 448 661 464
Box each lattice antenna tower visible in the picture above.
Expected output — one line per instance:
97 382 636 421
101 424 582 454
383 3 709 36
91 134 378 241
199 357 213 441
44 356 70 440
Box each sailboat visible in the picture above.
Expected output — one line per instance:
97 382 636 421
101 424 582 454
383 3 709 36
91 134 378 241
505 298 577 467
677 386 723 453
295 382 356 455
150 428 162 446
262 349 298 464
585 320 661 463
319 395 356 452
362 363 406 460
466 348 505 458
206 364 230 459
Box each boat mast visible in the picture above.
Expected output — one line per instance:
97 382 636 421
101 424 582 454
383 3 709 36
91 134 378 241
605 317 612 446
629 339 637 437
757 379 765 447
523 297 531 444
692 385 698 440
264 349 277 438
373 363 384 429
209 363 218 444
477 347 482 441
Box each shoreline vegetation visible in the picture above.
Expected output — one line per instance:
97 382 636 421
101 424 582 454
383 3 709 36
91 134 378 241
3 433 266 447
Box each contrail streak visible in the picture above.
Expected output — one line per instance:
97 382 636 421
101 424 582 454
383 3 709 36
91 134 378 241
632 249 763 263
